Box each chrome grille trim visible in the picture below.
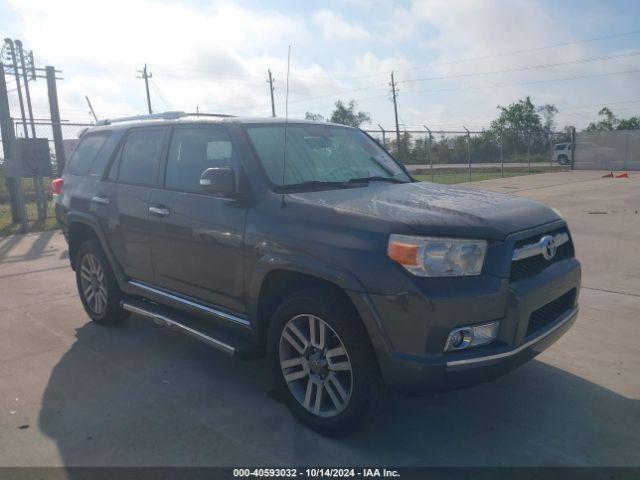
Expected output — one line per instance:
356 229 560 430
512 232 570 261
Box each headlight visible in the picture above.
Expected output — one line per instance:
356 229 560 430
387 234 487 277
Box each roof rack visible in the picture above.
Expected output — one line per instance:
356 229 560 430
95 111 236 126
95 111 186 126
185 112 236 118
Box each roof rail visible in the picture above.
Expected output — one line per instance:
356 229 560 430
185 112 236 118
95 111 186 126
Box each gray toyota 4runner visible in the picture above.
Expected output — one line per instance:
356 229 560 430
54 112 581 435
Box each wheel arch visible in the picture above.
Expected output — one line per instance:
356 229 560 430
66 212 126 284
252 264 393 363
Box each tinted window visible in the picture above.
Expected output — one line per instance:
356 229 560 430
66 133 109 175
117 129 164 185
165 127 235 192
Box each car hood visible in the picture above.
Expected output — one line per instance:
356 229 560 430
287 181 560 240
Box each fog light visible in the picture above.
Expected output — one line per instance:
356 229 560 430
444 321 500 352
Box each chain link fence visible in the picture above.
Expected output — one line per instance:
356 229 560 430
574 130 640 171
1 120 90 226
1 119 637 230
364 128 573 182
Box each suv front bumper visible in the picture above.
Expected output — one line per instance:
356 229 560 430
355 257 581 395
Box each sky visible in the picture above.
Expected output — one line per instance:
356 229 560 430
1 0 639 131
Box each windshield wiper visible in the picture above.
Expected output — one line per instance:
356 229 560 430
346 176 406 184
274 180 359 192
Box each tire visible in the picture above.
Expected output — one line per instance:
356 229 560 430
267 287 383 436
558 155 569 165
75 239 129 325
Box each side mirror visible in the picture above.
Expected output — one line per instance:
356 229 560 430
200 167 236 196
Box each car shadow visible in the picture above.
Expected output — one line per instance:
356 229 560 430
38 317 639 467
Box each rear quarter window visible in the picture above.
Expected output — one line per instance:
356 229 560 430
65 132 110 176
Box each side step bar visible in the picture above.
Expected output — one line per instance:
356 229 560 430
121 298 256 357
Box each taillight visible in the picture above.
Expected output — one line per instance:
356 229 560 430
51 178 64 196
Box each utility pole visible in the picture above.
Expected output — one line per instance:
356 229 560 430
46 66 66 176
3 38 28 138
377 124 386 148
16 40 45 220
15 40 36 138
137 64 153 114
463 126 471 182
389 72 401 160
267 69 276 117
423 125 433 181
85 95 98 123
0 61 27 231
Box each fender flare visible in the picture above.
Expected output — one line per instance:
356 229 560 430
248 252 394 357
66 211 127 285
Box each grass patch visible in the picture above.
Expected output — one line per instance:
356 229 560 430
414 171 523 184
412 165 569 184
1 171 59 236
0 202 59 237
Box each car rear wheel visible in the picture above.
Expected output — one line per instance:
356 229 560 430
75 239 129 325
268 287 383 436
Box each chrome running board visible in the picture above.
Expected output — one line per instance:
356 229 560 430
122 298 249 356
128 280 250 327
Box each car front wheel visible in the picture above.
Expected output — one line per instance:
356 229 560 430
268 287 382 436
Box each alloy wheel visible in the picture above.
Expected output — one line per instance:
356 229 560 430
79 253 108 315
279 314 353 418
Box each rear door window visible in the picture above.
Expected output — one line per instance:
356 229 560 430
164 126 236 192
116 128 165 186
65 132 110 175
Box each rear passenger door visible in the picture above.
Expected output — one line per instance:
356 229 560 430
96 127 167 283
147 125 248 315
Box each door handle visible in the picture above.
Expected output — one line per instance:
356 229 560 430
149 206 171 217
92 195 110 205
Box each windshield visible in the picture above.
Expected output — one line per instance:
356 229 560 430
245 124 411 188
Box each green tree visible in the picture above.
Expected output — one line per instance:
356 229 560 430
329 100 371 128
585 107 640 131
304 112 324 122
490 96 543 135
538 104 558 133
585 107 617 132
617 116 640 130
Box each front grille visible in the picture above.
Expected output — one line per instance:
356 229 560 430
527 289 576 337
510 227 574 281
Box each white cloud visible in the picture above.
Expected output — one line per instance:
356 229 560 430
3 0 637 129
6 0 311 121
312 9 370 42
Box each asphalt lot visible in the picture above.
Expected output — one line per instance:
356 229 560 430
0 170 638 467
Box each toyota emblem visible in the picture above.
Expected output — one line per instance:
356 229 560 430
541 235 557 261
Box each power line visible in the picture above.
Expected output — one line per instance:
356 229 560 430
245 53 640 115
149 77 172 109
345 28 640 81
398 51 640 85
284 70 640 120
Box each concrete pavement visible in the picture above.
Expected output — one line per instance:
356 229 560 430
0 171 638 466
